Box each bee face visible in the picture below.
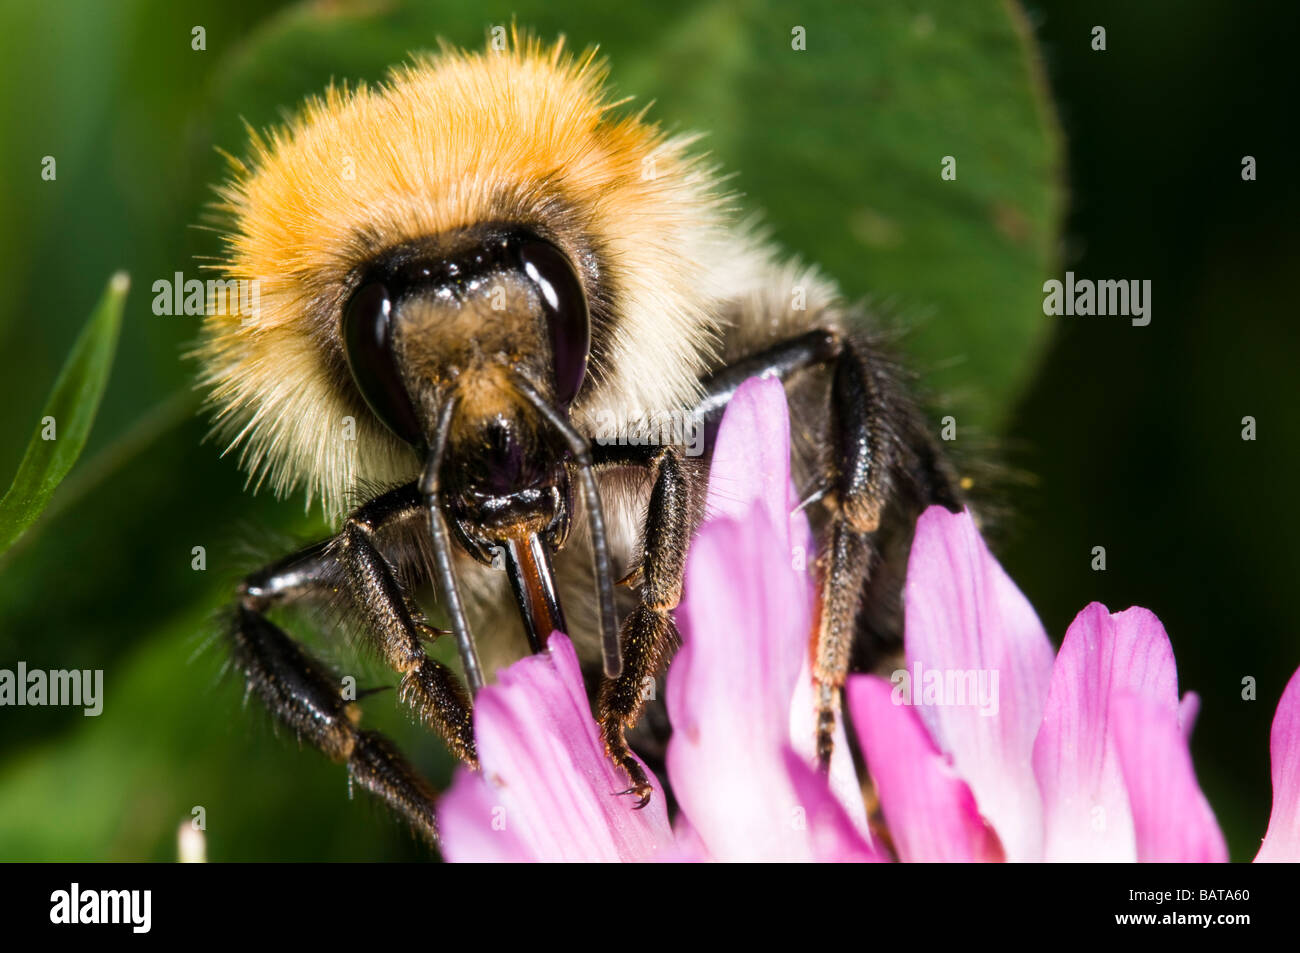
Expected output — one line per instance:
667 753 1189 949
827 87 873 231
339 224 587 558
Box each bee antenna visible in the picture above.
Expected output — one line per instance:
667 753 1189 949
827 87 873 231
512 377 623 679
419 394 487 695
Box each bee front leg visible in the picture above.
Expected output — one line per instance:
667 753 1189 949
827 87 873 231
596 444 701 807
239 484 476 764
228 604 443 844
229 483 476 841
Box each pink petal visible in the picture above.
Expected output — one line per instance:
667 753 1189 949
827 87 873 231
1179 691 1201 740
1032 604 1179 862
702 375 804 537
437 634 673 862
849 675 1004 862
1111 693 1228 862
790 656 872 838
434 764 532 862
668 510 878 861
661 816 712 863
719 378 866 829
667 511 806 857
699 375 818 586
1257 665 1300 862
902 505 1056 861
781 749 886 862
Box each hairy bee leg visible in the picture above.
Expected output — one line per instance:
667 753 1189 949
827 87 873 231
597 445 698 807
239 483 476 765
227 604 441 844
811 338 898 766
694 329 956 769
811 521 876 766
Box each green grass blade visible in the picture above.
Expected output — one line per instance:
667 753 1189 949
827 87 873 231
0 272 128 557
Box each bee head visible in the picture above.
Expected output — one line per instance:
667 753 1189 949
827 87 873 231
341 225 588 559
199 35 724 523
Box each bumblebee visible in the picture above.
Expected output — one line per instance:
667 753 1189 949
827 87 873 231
199 34 958 844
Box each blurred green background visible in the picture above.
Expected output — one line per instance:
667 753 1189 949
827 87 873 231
0 0 1293 861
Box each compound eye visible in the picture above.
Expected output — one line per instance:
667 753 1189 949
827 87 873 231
517 239 590 406
341 281 423 445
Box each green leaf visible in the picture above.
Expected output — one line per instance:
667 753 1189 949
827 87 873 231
0 272 128 557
